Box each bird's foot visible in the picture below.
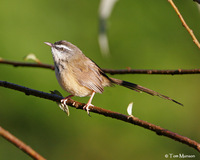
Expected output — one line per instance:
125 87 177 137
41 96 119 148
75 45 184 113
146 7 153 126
61 95 74 105
83 103 94 116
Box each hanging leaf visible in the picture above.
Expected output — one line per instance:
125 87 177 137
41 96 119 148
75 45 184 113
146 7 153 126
50 90 70 116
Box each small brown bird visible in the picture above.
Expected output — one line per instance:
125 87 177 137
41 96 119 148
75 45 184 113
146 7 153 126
45 40 182 114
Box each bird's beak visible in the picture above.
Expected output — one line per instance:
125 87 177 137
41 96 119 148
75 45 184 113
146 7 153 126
44 42 54 47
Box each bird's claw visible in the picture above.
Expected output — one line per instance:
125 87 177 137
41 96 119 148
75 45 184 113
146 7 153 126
61 95 73 105
61 98 68 105
83 103 94 116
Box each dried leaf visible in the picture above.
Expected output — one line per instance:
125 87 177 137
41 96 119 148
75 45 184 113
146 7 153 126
50 90 70 116
58 102 70 116
24 53 41 63
127 102 133 116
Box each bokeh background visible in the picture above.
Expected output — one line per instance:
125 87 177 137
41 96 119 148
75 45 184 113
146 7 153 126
1 0 200 159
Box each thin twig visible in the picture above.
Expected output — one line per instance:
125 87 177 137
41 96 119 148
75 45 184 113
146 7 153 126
0 59 55 70
0 80 200 152
103 68 200 75
168 0 200 49
1 59 200 75
0 126 46 160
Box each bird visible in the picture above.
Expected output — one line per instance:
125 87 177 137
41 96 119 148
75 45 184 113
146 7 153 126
45 40 183 114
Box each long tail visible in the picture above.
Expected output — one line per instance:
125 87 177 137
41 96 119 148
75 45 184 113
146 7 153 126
109 77 183 106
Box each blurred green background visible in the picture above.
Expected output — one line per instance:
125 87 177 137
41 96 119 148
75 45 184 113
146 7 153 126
0 0 200 159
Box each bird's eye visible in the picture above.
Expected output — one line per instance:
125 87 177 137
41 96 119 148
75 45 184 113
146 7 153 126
60 47 65 51
55 46 65 52
55 45 72 52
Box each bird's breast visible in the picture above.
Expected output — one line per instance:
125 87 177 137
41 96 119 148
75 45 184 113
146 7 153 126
54 64 93 97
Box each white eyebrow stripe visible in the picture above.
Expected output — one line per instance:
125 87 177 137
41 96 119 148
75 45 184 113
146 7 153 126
57 45 72 51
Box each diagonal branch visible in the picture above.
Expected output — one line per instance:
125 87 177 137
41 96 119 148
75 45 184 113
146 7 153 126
0 126 46 160
168 0 200 49
0 80 200 152
1 59 200 75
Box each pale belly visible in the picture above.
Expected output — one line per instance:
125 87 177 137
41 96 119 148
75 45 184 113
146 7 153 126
55 68 93 97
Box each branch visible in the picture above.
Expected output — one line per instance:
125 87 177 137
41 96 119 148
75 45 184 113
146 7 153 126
1 80 200 152
168 0 200 49
0 59 55 70
1 59 200 75
0 126 46 160
103 68 200 75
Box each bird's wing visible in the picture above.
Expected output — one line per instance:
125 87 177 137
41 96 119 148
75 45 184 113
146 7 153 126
71 56 104 93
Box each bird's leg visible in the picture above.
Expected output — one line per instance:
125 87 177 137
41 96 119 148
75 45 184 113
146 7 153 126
83 91 96 115
61 95 74 105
